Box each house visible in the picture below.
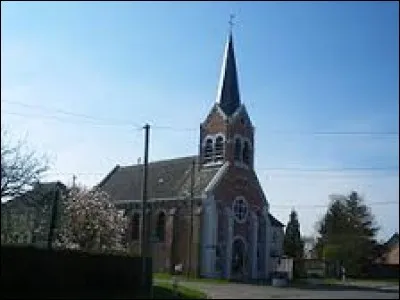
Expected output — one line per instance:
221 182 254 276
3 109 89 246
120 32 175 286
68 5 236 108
303 236 317 259
379 233 399 265
97 30 284 281
1 181 67 247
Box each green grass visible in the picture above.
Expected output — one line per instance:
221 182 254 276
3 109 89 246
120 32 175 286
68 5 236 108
323 277 399 285
154 272 173 280
152 282 207 299
348 278 399 284
153 272 228 284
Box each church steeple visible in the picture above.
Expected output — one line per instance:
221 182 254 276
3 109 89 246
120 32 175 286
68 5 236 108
215 31 241 116
200 21 255 169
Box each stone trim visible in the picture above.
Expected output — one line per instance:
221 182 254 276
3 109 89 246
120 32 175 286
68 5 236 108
204 161 230 194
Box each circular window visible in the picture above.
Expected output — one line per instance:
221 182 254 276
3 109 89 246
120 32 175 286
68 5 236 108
233 196 248 223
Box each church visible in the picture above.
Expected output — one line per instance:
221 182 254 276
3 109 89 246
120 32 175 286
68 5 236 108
98 30 284 282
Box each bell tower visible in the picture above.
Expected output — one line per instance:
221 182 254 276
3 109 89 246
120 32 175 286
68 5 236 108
199 26 255 170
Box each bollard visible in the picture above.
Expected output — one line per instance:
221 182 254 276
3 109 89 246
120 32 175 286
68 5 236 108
172 276 179 296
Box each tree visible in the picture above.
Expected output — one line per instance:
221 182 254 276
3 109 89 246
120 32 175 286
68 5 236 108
283 209 304 259
55 187 127 253
315 191 379 277
1 129 49 200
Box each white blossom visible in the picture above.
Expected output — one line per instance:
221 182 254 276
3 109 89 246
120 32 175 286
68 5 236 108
56 187 127 254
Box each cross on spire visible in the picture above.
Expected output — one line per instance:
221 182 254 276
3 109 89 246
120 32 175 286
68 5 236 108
229 14 235 31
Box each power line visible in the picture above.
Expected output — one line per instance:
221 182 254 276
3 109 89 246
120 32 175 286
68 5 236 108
148 126 399 136
44 167 399 177
152 125 197 132
2 100 142 129
2 111 142 130
262 130 399 136
259 167 399 172
271 201 398 209
3 100 399 136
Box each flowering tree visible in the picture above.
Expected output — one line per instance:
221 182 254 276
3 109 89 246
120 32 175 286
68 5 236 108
56 187 127 253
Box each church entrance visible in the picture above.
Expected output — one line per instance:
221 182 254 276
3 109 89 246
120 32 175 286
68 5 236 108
231 238 246 281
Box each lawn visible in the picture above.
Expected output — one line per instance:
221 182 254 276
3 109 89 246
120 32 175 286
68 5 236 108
152 282 207 299
323 277 399 285
154 272 228 284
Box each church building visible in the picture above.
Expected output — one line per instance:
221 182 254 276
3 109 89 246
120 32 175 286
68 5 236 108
98 30 284 281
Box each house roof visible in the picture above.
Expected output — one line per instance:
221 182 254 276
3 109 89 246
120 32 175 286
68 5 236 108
269 213 285 227
385 233 399 249
1 181 67 211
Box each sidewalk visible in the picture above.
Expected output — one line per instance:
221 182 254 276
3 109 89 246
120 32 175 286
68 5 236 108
326 279 399 292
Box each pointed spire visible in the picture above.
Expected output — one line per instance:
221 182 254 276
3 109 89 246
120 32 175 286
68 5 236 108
216 29 241 116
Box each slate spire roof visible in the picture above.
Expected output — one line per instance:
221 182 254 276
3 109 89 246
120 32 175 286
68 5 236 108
216 32 241 116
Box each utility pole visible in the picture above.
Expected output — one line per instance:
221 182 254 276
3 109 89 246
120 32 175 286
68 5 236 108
187 159 196 277
47 185 60 250
72 174 77 188
141 124 150 289
6 208 12 244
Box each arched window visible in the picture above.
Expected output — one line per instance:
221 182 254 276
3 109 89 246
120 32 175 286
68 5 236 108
234 138 242 161
243 141 250 165
215 136 224 161
131 213 140 241
156 211 166 242
233 197 248 223
204 138 214 163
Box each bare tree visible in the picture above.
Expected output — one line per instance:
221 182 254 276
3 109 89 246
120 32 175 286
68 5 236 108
1 129 49 200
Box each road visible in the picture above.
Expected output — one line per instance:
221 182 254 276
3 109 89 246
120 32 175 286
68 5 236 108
155 279 399 299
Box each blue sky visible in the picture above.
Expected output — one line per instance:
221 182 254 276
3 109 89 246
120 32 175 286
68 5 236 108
1 1 399 240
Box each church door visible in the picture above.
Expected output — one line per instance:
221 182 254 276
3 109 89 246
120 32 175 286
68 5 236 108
231 238 246 281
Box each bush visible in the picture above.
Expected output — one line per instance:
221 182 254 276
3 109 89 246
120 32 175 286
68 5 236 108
307 272 324 279
1 245 152 298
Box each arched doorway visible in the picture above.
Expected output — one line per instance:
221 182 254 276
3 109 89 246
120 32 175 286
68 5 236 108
231 237 246 280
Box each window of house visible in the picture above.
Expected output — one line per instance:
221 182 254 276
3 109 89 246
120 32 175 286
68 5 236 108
242 141 250 165
272 231 277 243
270 249 278 257
204 138 214 163
233 196 248 223
156 211 166 242
234 138 242 161
215 136 224 161
131 213 140 241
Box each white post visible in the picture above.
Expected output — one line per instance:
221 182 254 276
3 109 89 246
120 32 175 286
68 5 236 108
201 194 217 278
251 211 258 280
263 207 271 279
225 207 233 279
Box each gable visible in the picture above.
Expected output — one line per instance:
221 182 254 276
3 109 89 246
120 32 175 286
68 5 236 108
385 233 399 250
212 165 267 209
230 104 253 129
201 104 227 132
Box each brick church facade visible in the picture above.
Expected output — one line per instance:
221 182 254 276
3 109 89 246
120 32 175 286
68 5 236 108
98 31 284 281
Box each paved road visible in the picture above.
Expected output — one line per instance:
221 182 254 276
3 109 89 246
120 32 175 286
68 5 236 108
155 279 399 299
